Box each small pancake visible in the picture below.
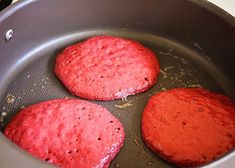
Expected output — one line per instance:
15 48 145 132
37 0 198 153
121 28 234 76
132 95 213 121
4 99 125 168
55 36 160 100
142 88 235 167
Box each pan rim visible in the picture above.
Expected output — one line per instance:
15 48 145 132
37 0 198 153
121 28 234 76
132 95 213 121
0 0 234 27
0 0 37 23
190 0 235 27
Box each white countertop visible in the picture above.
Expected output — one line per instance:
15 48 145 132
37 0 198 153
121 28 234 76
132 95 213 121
207 0 235 16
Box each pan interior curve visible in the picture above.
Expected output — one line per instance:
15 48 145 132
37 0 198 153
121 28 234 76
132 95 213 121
0 29 234 168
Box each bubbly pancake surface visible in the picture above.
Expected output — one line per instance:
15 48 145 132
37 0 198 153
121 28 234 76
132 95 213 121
4 99 125 168
55 36 160 100
142 88 235 167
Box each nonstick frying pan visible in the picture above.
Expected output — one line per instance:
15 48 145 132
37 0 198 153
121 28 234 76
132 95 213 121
0 0 235 167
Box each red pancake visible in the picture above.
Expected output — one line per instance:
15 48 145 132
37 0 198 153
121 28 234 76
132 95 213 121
4 99 125 168
55 36 160 100
142 88 235 167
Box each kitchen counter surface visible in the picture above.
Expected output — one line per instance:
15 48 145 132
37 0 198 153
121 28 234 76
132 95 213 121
207 0 235 17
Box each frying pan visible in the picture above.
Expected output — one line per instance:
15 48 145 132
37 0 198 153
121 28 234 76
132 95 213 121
0 0 235 167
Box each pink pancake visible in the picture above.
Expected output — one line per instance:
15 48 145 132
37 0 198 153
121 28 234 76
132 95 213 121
55 36 160 100
4 99 125 168
142 88 235 167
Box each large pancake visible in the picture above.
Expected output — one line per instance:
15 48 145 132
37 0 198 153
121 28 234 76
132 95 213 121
142 88 235 167
4 99 125 168
55 36 160 100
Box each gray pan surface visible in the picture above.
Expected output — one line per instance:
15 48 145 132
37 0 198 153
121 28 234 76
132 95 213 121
0 0 235 168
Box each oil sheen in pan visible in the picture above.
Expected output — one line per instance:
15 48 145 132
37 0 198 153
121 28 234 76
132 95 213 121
0 29 234 168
